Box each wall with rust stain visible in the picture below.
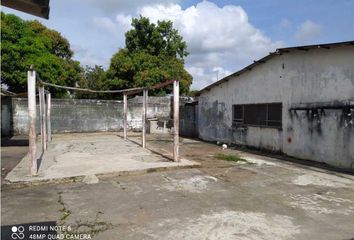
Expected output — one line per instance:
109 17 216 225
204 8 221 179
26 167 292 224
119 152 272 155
198 45 354 170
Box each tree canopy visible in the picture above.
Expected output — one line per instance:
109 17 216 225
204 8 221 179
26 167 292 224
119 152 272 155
106 16 192 95
1 12 82 97
76 65 106 99
1 13 193 99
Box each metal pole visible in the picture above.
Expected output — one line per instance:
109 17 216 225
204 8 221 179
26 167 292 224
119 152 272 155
28 69 37 175
173 80 180 162
123 94 127 140
46 92 51 142
142 89 147 148
39 86 46 151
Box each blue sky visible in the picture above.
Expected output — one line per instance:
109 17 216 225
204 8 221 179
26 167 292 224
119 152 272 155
2 0 354 89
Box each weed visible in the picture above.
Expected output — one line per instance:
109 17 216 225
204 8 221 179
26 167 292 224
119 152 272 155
214 153 248 163
58 192 71 221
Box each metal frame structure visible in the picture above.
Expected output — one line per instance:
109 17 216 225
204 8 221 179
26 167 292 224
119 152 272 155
27 68 180 176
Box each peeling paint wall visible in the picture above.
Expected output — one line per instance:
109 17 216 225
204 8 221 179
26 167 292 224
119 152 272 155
199 46 354 170
5 96 171 135
199 55 284 149
283 48 354 169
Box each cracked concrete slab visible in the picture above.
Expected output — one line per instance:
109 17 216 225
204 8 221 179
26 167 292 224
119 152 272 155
2 134 354 240
4 133 199 183
82 175 99 184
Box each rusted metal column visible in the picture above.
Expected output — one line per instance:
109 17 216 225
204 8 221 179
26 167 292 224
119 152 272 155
123 94 127 140
28 69 37 175
39 86 46 151
142 89 148 148
46 92 51 142
173 80 180 162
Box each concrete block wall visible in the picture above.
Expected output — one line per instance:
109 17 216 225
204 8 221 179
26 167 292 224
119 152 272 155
4 96 171 135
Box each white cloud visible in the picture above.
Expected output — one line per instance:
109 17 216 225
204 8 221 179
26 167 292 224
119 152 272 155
72 44 108 67
212 67 232 81
86 0 181 14
93 17 119 35
99 1 282 90
295 20 323 43
186 66 232 88
137 1 282 89
116 14 133 31
93 14 133 38
278 18 291 30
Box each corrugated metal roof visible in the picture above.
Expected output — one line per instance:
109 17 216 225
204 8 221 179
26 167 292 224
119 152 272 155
197 41 354 96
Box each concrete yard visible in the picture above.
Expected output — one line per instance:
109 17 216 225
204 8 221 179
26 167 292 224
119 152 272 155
4 133 198 183
1 136 28 182
1 134 354 240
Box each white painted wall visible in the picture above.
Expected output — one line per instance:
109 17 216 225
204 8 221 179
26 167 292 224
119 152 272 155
199 45 354 170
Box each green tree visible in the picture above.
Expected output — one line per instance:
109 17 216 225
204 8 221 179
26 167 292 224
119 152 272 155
0 12 82 97
76 65 106 99
28 20 73 59
106 16 192 95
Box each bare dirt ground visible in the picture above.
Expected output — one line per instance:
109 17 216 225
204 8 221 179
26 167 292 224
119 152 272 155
1 133 354 240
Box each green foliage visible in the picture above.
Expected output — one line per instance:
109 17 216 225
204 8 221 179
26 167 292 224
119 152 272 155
76 65 106 99
214 153 248 163
1 13 193 99
125 16 189 59
1 12 82 97
186 90 200 97
107 16 192 95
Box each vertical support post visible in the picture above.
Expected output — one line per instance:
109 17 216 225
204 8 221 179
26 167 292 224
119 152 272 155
123 94 127 140
173 80 180 162
46 92 51 142
142 89 148 148
39 86 46 151
38 87 43 148
28 69 37 175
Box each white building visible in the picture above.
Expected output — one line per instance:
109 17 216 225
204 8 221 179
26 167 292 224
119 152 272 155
197 41 354 170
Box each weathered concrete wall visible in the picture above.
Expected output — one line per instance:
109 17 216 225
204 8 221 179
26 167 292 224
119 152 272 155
283 47 354 169
1 97 13 136
199 56 284 150
180 103 199 138
7 96 171 135
199 45 354 170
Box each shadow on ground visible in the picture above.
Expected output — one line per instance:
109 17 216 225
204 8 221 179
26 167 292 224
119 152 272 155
1 136 28 182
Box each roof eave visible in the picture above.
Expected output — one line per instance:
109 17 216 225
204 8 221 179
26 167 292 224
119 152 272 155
196 41 354 96
1 0 50 19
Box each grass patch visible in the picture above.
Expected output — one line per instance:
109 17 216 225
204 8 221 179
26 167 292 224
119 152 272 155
214 153 248 163
58 192 72 221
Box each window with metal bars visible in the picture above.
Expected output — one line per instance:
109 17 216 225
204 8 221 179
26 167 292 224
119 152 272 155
232 103 282 128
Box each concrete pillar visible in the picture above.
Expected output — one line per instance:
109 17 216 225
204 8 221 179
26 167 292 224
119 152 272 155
123 94 127 140
142 89 148 148
39 86 46 151
173 80 179 162
46 92 51 142
27 70 37 175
